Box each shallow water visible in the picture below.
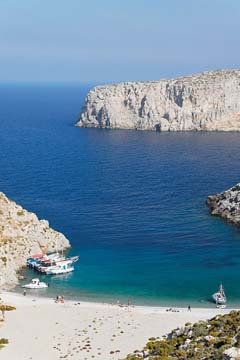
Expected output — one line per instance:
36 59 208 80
1 84 240 307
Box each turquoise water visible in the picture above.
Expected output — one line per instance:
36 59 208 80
1 84 240 307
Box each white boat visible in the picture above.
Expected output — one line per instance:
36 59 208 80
45 260 74 275
216 304 226 309
22 278 48 289
212 284 227 305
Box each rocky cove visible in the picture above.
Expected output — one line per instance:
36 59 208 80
77 69 240 131
0 192 70 289
2 84 240 307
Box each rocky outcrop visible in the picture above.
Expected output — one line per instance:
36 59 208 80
122 311 240 360
0 192 70 289
76 69 240 131
224 347 240 360
207 184 240 226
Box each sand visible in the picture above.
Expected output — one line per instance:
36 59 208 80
0 291 232 360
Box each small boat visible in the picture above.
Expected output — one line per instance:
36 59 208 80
45 260 74 275
22 278 48 289
212 284 227 305
216 304 226 309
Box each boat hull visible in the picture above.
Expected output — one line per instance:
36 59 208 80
45 267 74 275
22 283 48 289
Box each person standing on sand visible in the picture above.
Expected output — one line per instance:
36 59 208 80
55 295 59 303
61 295 64 304
188 305 191 312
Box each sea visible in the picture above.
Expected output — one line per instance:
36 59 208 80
1 83 240 308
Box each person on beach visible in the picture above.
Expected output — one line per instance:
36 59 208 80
55 295 59 303
61 295 64 304
188 305 191 312
23 289 26 296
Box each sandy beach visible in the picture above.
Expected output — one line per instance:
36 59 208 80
0 291 233 360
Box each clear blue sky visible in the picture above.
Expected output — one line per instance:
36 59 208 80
0 0 239 83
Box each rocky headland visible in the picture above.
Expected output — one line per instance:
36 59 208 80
207 184 240 226
0 192 70 289
123 311 240 360
77 69 240 131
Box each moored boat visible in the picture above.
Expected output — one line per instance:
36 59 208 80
22 278 48 289
27 252 61 268
45 260 74 275
212 284 227 305
27 252 79 275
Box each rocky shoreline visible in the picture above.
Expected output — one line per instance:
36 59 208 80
77 69 240 132
122 310 240 360
207 184 240 226
0 192 70 289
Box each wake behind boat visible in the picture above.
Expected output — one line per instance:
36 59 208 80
212 284 227 305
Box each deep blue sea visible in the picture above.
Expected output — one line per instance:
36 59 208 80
1 84 240 307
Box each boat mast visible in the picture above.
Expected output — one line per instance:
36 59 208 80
220 283 223 295
220 284 226 297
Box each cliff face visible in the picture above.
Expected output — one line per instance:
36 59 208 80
207 184 240 226
76 70 240 131
0 192 70 289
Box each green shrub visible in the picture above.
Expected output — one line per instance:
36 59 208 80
0 338 8 345
0 338 9 350
0 257 7 264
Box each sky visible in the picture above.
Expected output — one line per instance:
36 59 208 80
0 0 239 84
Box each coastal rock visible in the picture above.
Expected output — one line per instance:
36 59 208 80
122 310 240 360
207 184 240 225
0 192 70 289
223 347 240 360
76 69 240 131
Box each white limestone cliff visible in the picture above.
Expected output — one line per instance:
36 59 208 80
76 70 240 131
0 192 70 289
